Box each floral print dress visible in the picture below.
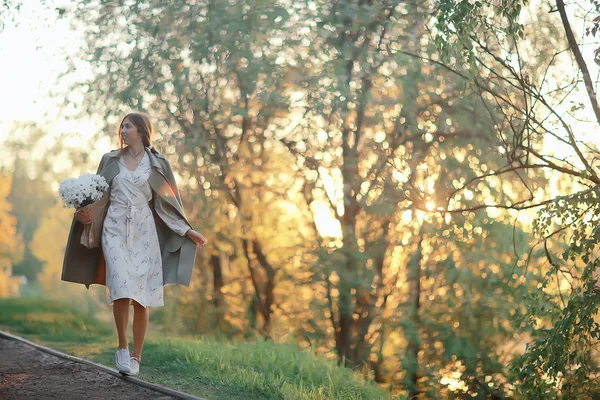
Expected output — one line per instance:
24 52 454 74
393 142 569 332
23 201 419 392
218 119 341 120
101 152 189 308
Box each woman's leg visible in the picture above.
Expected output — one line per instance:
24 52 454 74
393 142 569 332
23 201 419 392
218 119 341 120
132 300 149 360
113 298 130 349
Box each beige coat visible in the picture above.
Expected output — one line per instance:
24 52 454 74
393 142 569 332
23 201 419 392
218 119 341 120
61 147 197 289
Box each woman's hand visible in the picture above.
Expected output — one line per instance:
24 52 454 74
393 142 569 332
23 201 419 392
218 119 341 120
74 208 92 224
186 229 207 248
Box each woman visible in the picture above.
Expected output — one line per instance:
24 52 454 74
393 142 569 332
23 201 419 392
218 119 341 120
61 112 206 376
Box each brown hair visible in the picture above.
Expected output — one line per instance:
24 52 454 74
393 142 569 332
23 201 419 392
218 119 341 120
118 112 155 151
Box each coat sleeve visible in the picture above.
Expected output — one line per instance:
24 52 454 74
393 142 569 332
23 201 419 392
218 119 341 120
155 197 190 236
157 156 195 231
96 153 107 174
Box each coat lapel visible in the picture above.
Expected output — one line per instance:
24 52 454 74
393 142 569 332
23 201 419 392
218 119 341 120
99 156 120 184
146 149 190 223
148 171 182 211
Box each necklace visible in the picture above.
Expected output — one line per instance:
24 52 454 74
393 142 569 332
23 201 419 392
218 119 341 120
128 147 144 158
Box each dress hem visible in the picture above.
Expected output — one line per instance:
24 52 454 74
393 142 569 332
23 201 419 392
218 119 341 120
107 295 164 308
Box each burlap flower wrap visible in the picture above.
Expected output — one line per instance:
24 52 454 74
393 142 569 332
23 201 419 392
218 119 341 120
59 173 110 249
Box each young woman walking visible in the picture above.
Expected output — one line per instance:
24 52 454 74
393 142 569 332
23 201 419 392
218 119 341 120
62 112 206 376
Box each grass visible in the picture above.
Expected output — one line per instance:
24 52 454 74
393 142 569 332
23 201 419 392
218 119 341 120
0 297 394 400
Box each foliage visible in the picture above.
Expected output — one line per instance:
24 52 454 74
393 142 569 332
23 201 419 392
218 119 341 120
281 2 541 397
434 0 600 397
404 217 536 397
511 189 600 398
1 0 22 30
0 171 23 296
432 0 527 67
5 127 63 281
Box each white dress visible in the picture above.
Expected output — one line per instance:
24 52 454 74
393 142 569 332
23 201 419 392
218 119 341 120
101 152 190 308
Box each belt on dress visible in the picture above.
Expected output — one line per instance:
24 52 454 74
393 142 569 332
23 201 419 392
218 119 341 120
116 199 148 251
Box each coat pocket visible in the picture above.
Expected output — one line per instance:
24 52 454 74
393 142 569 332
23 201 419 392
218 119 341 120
163 235 185 253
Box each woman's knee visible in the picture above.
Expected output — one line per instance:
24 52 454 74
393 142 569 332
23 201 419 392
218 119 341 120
132 300 147 310
114 298 130 306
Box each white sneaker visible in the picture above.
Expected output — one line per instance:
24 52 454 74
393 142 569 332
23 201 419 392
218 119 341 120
127 357 140 376
115 348 131 373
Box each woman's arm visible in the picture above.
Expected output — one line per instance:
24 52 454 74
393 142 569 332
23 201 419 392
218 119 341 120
155 196 207 247
157 156 207 248
186 229 206 248
154 197 191 235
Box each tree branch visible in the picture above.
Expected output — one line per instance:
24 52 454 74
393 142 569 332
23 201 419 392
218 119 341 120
556 0 600 127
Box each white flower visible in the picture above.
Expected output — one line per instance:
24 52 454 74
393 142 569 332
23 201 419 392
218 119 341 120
58 173 109 209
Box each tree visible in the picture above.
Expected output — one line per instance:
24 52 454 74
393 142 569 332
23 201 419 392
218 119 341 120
0 171 24 296
279 1 543 396
5 124 68 281
433 0 600 396
1 0 22 29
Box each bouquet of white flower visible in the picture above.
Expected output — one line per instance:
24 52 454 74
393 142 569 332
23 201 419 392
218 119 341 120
59 173 109 209
59 173 110 248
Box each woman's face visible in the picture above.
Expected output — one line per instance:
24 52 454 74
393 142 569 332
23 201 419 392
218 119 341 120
120 117 142 146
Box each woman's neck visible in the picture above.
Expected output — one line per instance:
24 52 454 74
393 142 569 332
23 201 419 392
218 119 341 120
127 143 145 157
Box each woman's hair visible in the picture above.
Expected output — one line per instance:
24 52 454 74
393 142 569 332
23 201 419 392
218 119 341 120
118 112 156 152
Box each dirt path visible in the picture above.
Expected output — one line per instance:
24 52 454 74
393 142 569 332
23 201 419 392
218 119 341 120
0 336 179 400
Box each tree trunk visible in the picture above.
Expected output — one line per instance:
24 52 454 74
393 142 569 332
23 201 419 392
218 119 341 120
209 254 224 325
253 240 275 338
406 236 423 399
241 238 275 338
336 128 361 365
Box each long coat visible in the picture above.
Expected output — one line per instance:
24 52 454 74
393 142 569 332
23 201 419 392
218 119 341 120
61 147 197 289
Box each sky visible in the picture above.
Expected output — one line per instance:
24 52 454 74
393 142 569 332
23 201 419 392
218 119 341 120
0 0 110 156
0 2 64 124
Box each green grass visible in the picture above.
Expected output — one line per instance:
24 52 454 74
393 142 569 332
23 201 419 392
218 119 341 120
0 297 393 400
